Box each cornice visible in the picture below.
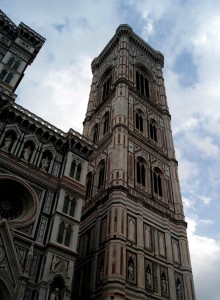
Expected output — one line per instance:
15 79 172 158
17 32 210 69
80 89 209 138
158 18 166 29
91 24 164 72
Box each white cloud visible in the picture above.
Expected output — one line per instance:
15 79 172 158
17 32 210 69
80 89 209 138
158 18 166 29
199 195 212 206
187 217 220 300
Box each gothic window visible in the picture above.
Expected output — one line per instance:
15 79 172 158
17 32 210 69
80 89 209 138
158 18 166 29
93 123 99 143
57 221 72 247
102 75 112 101
85 172 93 199
63 195 76 217
153 168 163 196
57 222 65 243
136 70 149 97
136 157 146 186
149 120 158 142
70 160 82 181
70 160 76 177
135 112 143 132
64 225 72 246
75 164 82 181
98 160 105 190
103 111 110 135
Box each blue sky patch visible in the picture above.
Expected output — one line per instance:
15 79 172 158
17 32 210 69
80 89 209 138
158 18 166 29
173 50 198 88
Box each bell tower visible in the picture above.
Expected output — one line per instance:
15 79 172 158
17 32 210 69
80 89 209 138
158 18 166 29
75 25 195 300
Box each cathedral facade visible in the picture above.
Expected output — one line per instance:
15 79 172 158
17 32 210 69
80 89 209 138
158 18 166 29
0 10 195 300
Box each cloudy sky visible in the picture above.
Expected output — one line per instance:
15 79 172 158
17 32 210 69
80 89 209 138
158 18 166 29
2 0 220 298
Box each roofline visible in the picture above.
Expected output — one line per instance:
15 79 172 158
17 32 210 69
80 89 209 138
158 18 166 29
91 24 164 72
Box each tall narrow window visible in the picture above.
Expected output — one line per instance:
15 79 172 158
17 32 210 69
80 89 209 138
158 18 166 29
63 196 70 214
103 112 110 135
64 225 72 246
135 112 143 132
57 222 65 243
69 199 76 217
150 121 157 142
102 76 112 101
136 71 149 97
85 172 93 199
70 160 76 177
75 164 81 181
93 124 99 143
136 158 146 187
153 168 163 196
98 160 105 190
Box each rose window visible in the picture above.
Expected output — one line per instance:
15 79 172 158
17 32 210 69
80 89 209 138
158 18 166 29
0 175 39 228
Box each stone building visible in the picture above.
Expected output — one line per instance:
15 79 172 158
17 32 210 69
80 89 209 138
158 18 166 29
74 25 196 300
0 10 94 300
0 10 195 300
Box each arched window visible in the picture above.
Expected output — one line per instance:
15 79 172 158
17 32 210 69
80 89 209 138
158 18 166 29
153 168 163 196
63 195 76 217
149 120 157 142
85 172 93 199
57 221 72 247
98 160 105 190
70 160 76 177
136 71 149 97
102 75 112 101
93 123 99 143
64 225 72 246
69 160 82 181
135 112 143 132
136 157 146 187
75 164 81 181
57 222 65 243
103 112 110 135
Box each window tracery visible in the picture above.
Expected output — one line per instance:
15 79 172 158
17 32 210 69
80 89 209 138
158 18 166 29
153 168 163 197
93 123 99 143
63 195 76 217
135 112 143 132
97 160 106 190
136 70 149 97
85 172 93 199
136 157 147 187
103 111 110 135
57 221 72 247
70 159 82 181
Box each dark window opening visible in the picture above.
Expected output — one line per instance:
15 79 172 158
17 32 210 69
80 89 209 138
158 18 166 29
150 122 157 142
93 124 99 143
102 76 112 101
103 112 110 135
153 170 162 196
136 71 149 97
136 159 146 187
